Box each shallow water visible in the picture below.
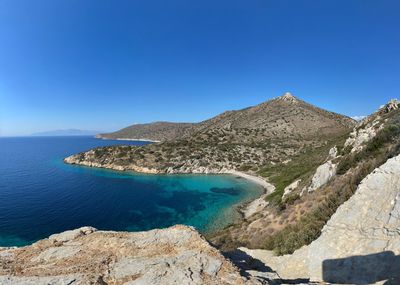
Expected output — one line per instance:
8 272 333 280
0 136 263 246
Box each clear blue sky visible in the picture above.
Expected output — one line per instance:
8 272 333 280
1 0 399 136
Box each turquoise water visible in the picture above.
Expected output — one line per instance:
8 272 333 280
0 136 263 246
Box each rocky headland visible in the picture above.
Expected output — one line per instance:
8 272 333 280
65 93 354 190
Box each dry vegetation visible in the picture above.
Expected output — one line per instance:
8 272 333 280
209 106 400 254
262 108 400 254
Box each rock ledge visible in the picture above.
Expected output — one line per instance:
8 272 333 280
0 225 263 285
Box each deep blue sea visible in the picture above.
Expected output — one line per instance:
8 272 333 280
0 136 263 246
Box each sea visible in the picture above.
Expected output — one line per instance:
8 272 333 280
0 136 263 246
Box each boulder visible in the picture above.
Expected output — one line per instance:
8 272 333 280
307 161 336 193
327 146 337 159
282 179 301 199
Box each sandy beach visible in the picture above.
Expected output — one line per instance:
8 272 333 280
95 136 160 143
224 170 275 218
225 170 274 192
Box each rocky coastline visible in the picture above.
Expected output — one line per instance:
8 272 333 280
64 154 275 223
64 154 273 190
95 135 161 143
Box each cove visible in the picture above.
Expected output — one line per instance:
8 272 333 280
0 136 263 246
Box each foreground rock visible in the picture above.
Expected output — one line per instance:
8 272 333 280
0 225 263 285
242 153 400 284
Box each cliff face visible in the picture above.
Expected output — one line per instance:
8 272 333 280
0 225 263 285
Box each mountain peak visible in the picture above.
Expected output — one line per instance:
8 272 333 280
100 91 355 141
379 98 400 114
277 92 298 103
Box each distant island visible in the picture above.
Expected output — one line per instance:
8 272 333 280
31 129 100 137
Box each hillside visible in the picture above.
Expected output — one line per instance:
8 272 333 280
210 99 400 253
99 93 354 143
66 93 355 178
97 121 195 142
191 93 354 142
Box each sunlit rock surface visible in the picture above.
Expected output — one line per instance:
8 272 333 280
0 225 264 285
242 154 400 284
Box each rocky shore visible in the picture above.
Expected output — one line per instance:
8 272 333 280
64 154 273 191
64 155 161 173
65 153 276 219
65 154 275 225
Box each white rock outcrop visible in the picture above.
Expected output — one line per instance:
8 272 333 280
327 146 338 160
243 154 400 284
382 99 399 113
343 98 400 154
344 116 383 153
282 179 301 199
278 92 298 103
0 225 263 285
307 161 336 193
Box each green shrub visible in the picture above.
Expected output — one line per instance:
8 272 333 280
238 164 253 172
260 145 336 206
264 178 355 255
284 193 300 205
